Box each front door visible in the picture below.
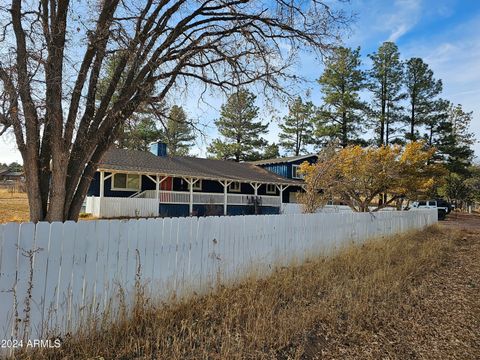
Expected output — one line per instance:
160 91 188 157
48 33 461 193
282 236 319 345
161 177 173 191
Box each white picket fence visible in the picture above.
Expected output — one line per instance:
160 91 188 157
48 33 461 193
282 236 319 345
281 203 353 214
281 203 398 214
0 210 437 344
86 196 159 218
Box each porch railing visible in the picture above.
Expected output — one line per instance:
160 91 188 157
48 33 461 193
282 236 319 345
140 189 281 206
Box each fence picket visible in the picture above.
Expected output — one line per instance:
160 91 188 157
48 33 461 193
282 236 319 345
29 222 50 339
94 220 109 314
0 223 19 339
43 222 63 333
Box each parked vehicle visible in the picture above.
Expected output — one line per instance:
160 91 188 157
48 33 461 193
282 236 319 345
411 199 451 220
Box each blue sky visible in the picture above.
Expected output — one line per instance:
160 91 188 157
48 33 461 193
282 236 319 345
0 0 479 163
273 0 480 158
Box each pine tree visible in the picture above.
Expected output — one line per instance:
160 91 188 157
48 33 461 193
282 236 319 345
160 105 195 156
121 116 160 151
436 103 475 175
367 42 405 146
317 47 366 148
208 90 268 161
97 53 162 151
278 97 315 155
262 143 281 159
7 162 23 172
422 98 450 148
405 57 442 140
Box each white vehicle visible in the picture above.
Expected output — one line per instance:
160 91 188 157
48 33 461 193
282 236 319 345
411 200 451 220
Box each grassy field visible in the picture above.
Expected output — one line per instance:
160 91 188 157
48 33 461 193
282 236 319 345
0 189 98 222
0 188 30 223
17 218 480 359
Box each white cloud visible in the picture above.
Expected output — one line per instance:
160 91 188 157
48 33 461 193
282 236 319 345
385 0 422 42
345 0 423 46
399 15 480 158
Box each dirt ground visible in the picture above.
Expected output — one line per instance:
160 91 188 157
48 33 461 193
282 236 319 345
302 212 480 359
441 211 480 230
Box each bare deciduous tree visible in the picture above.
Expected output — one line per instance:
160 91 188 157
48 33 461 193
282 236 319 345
0 0 350 221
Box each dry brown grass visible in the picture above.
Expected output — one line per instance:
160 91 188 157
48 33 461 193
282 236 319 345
0 189 99 222
0 188 30 223
17 224 480 360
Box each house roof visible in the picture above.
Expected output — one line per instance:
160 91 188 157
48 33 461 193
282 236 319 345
0 171 23 177
98 148 304 186
248 153 318 166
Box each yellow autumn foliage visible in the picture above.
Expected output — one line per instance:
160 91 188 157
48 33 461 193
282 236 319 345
299 142 443 212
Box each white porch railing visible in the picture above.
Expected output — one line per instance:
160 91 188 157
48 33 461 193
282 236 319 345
141 190 281 206
86 190 281 218
86 197 158 218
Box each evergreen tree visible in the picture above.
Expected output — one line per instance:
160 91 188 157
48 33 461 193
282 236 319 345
7 162 23 172
436 104 475 175
97 53 162 151
278 97 315 155
367 42 405 146
405 57 442 140
160 105 195 156
121 116 160 152
262 143 281 159
422 98 450 150
208 90 268 161
317 47 366 148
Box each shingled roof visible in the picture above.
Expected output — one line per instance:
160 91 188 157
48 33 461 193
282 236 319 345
248 153 317 166
98 148 303 185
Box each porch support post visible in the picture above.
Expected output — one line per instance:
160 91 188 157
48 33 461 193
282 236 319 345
250 182 260 196
100 171 105 198
276 184 290 206
221 180 233 215
146 174 166 201
99 171 105 217
189 177 194 215
183 177 200 216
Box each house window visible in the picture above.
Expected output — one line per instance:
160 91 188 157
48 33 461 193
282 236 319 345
292 165 304 179
229 182 241 192
266 184 276 194
192 179 202 190
112 173 141 191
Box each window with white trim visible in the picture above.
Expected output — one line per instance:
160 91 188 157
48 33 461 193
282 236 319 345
266 184 276 194
112 173 141 191
192 179 202 190
292 165 304 179
228 181 241 192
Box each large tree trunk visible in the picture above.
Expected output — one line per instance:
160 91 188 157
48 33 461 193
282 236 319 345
341 111 348 148
1 0 348 222
22 153 44 222
385 102 390 145
410 101 415 140
379 79 386 147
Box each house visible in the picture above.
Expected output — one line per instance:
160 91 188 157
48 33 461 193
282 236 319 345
86 142 306 218
0 169 25 182
249 154 318 203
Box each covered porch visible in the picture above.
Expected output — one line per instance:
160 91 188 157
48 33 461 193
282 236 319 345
86 170 296 218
